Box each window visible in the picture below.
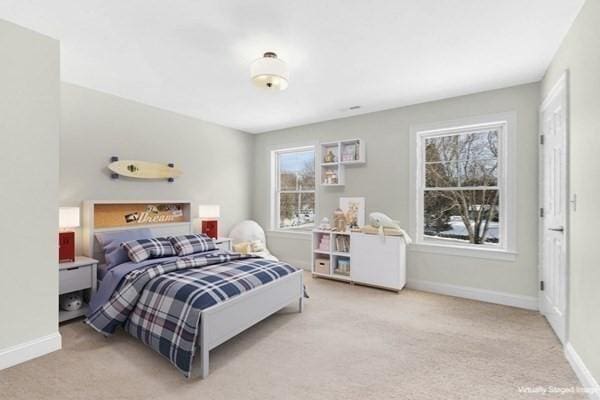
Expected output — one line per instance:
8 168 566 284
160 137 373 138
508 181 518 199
272 146 316 231
411 113 516 257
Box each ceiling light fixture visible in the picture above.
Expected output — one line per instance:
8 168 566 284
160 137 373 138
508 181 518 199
250 52 289 91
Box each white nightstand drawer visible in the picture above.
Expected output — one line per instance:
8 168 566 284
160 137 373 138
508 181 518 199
60 265 93 294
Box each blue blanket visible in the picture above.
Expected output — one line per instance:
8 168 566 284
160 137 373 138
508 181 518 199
89 251 219 314
85 252 297 377
89 256 177 314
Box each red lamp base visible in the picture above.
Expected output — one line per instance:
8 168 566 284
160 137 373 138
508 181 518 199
59 231 75 263
201 220 218 239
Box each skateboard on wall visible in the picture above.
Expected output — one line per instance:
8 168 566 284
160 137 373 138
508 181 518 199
108 157 182 182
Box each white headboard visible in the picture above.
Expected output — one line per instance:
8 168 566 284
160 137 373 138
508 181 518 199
82 200 193 264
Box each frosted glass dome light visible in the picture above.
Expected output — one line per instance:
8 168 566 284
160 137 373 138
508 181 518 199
250 52 289 91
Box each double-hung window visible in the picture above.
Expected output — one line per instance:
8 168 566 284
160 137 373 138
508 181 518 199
411 113 516 258
272 146 316 232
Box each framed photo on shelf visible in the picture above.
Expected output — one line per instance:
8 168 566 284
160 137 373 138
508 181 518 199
339 197 365 228
341 143 357 161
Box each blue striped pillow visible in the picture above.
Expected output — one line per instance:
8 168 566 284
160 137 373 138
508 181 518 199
121 237 176 263
169 234 217 256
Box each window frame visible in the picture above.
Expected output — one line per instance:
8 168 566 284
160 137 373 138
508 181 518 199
270 145 317 234
409 113 517 261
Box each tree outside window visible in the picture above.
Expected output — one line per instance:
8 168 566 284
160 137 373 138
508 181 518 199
275 148 316 231
422 129 501 246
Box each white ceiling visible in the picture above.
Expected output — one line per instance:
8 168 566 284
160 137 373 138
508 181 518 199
0 1 584 133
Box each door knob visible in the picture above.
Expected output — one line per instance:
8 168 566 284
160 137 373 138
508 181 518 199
548 226 564 232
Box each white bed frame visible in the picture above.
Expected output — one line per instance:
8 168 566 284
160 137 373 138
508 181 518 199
195 270 303 378
82 200 304 379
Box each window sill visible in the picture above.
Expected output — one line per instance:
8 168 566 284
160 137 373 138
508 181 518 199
409 242 518 261
267 230 312 240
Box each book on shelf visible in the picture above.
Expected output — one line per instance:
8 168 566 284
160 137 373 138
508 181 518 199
335 235 350 252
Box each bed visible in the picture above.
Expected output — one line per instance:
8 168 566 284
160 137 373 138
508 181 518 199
82 200 304 379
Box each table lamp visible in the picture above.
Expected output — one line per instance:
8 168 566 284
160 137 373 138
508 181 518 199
59 207 80 263
198 205 220 239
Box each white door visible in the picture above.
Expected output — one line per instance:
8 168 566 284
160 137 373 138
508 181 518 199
539 72 569 343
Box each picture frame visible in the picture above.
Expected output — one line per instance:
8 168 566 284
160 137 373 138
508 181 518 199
339 197 365 227
342 143 357 161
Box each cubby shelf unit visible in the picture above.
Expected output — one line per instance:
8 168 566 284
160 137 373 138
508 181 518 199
319 139 365 187
311 230 407 292
312 229 353 281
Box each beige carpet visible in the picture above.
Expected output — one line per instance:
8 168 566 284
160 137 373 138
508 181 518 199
0 272 584 400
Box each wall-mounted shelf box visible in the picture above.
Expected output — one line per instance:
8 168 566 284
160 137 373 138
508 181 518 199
319 139 365 186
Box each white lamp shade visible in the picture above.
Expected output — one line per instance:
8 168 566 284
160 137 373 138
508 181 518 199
198 205 220 219
250 53 289 91
59 207 80 228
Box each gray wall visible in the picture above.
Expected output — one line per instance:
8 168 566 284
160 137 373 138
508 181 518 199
0 21 59 349
60 83 254 247
542 0 600 383
253 83 540 299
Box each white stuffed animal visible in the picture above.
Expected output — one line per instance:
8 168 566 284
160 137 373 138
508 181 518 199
368 212 412 244
229 220 279 261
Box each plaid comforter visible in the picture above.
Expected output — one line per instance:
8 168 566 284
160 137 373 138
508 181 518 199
85 252 297 376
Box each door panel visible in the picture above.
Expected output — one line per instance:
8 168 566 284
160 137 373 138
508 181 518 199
351 233 404 290
540 73 568 343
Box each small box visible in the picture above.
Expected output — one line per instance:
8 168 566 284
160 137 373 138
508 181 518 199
59 231 75 263
201 220 218 239
314 258 330 274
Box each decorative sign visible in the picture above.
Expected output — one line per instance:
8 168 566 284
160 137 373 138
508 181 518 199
94 203 189 229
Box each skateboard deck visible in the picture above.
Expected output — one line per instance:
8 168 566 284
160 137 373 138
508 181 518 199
108 160 183 179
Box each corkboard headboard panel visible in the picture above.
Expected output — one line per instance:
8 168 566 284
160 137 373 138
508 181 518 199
92 202 190 229
82 200 193 263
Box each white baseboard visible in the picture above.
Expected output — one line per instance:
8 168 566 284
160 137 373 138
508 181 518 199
0 332 62 371
406 279 538 310
565 342 600 399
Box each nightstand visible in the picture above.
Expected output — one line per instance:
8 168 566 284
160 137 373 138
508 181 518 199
59 256 98 323
214 237 232 251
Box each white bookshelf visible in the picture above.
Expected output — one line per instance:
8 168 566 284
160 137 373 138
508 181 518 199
319 139 365 187
311 229 407 292
312 230 353 281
